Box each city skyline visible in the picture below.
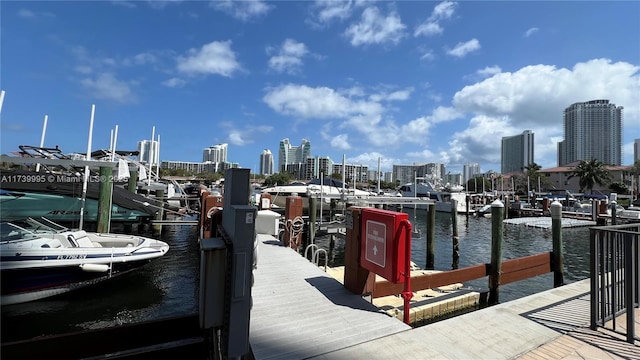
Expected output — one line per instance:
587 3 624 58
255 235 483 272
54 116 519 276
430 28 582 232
1 1 638 174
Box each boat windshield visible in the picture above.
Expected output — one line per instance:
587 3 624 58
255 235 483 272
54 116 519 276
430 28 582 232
0 222 40 242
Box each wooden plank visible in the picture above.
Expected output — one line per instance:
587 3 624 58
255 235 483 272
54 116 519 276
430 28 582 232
502 252 551 273
500 253 552 285
372 264 488 298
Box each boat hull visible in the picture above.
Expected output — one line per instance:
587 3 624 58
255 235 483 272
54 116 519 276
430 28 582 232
0 259 151 305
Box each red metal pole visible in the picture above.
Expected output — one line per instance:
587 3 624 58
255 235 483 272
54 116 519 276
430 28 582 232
400 219 413 325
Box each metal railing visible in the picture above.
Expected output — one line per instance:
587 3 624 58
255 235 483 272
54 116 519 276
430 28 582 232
590 223 639 343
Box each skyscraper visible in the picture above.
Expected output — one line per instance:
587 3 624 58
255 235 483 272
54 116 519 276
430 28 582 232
634 138 640 163
560 100 623 166
463 163 480 184
203 143 228 163
278 138 311 173
259 149 274 175
501 130 534 174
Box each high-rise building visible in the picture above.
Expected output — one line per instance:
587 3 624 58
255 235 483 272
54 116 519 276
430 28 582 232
560 100 623 166
463 163 480 184
634 139 640 163
278 138 311 173
137 140 159 165
501 130 534 174
203 143 228 163
259 149 274 176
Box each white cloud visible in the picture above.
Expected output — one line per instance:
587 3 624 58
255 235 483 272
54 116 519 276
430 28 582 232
344 7 406 46
177 40 242 77
268 39 309 74
146 0 184 10
228 130 247 146
224 124 273 146
211 0 271 21
431 0 457 21
80 73 135 103
313 0 354 24
162 77 186 88
331 134 351 150
369 87 413 102
263 84 397 147
414 1 457 37
447 38 480 57
524 27 539 37
477 66 501 78
420 49 435 61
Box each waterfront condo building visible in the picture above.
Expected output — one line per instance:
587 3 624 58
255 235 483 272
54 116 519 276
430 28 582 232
203 143 228 163
278 138 311 176
558 100 623 166
501 130 534 174
259 149 275 176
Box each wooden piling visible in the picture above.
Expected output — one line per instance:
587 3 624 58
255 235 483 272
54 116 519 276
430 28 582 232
488 200 504 305
97 166 113 233
153 188 165 236
127 169 138 193
551 201 564 287
426 203 436 270
451 199 459 269
309 197 317 245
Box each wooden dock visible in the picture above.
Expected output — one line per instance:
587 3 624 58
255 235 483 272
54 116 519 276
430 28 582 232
250 234 410 359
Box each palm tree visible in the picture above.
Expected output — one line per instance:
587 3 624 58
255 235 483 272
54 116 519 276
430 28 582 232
567 159 612 194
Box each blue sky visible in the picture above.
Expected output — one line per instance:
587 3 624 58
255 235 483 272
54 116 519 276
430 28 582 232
1 1 639 175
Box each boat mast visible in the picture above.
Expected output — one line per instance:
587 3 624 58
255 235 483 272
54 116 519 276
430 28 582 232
79 104 96 231
35 115 48 172
377 156 381 195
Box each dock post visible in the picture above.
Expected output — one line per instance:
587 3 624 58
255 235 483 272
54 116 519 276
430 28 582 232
488 199 504 305
465 195 470 219
610 200 617 225
127 169 138 193
153 188 165 236
451 199 459 269
309 197 317 246
551 200 564 287
426 203 436 270
97 166 113 233
284 196 303 251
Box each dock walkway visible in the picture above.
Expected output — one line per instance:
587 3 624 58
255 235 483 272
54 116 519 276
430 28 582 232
251 234 639 360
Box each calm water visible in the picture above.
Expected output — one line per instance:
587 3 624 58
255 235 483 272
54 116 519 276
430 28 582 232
1 210 591 343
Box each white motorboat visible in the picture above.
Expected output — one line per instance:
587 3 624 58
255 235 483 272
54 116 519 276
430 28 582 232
396 182 471 213
261 178 375 211
0 217 169 305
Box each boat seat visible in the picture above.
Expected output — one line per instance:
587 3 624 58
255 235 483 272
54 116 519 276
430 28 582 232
42 239 63 248
74 237 95 247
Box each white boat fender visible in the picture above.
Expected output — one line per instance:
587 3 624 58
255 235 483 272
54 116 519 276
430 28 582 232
79 264 110 272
